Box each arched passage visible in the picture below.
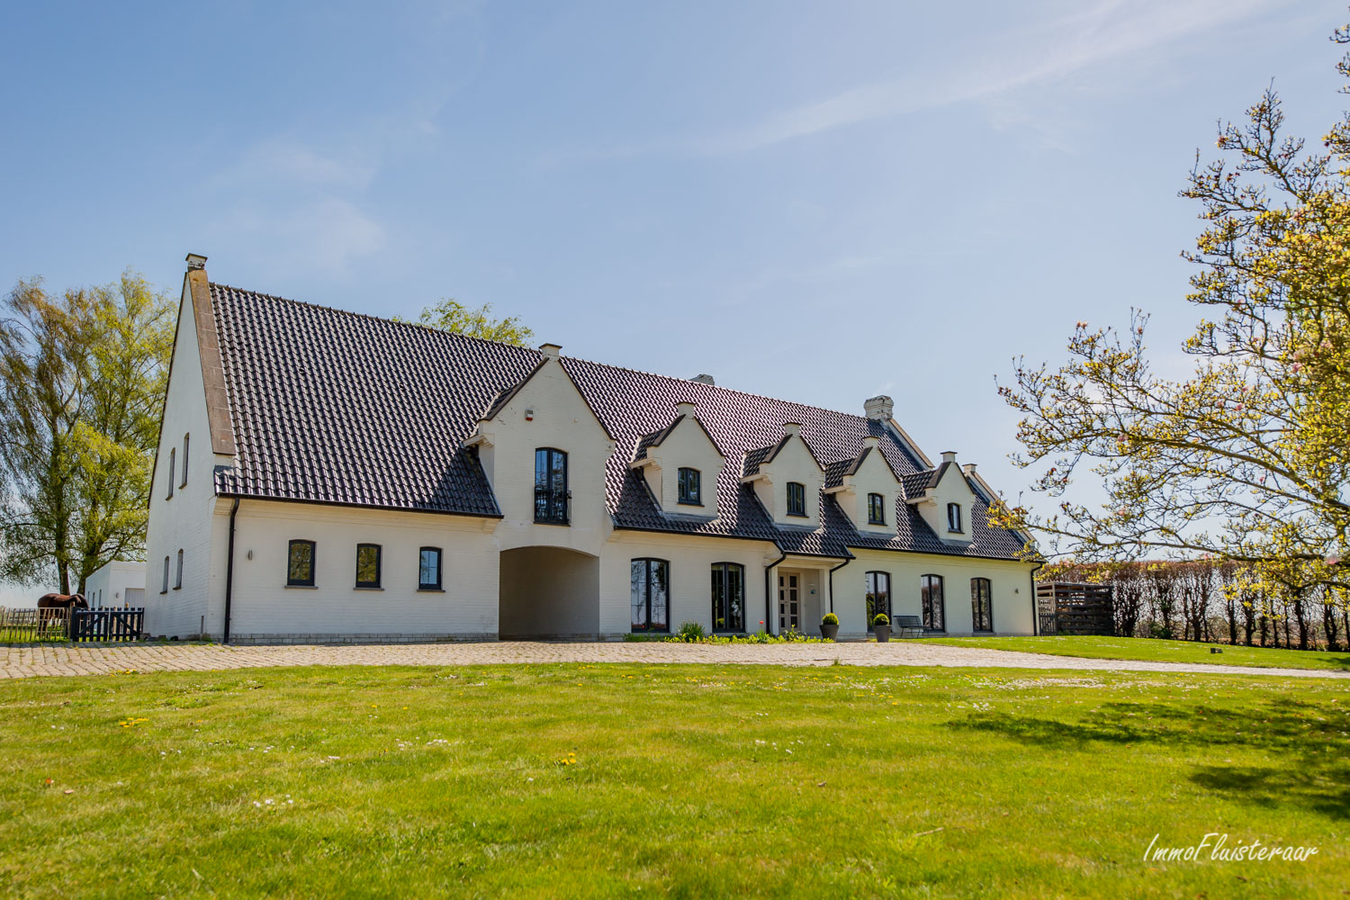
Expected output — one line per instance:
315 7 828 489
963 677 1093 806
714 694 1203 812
498 546 600 639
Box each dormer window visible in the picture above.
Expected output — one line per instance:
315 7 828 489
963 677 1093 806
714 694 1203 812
947 502 962 533
786 482 806 517
868 492 886 525
677 467 701 505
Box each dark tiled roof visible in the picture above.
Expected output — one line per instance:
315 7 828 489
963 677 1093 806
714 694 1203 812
741 437 789 477
632 415 684 461
901 469 938 500
206 284 1027 560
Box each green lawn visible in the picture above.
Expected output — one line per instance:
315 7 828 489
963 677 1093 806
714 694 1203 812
917 635 1350 671
2 665 1345 899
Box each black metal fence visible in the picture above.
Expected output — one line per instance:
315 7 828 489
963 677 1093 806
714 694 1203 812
71 608 144 642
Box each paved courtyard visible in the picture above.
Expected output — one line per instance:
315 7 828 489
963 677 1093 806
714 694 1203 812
2 639 1346 679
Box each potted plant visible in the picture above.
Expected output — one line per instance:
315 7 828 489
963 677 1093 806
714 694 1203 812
820 612 839 641
872 613 891 643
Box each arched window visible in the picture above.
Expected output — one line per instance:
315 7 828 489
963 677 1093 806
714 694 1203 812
971 578 993 632
167 448 175 499
419 547 443 591
631 558 670 632
786 482 807 517
181 434 190 487
947 503 962 533
868 493 886 525
710 563 745 632
356 543 382 589
534 448 569 524
865 571 891 622
921 574 945 631
287 540 316 587
175 549 184 590
161 556 170 594
677 468 701 505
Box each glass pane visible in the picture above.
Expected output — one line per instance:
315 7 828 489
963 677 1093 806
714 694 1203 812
631 560 647 629
357 545 380 586
711 566 724 631
420 549 439 587
651 561 668 630
535 449 548 490
288 542 312 584
728 565 743 632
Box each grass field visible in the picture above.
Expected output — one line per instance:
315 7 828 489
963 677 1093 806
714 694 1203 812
1 664 1345 898
916 635 1350 671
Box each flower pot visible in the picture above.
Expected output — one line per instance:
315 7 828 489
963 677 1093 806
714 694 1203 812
820 622 839 641
873 624 890 643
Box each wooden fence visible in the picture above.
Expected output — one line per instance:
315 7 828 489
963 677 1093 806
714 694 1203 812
0 607 144 643
1036 582 1115 636
71 608 144 642
0 607 71 642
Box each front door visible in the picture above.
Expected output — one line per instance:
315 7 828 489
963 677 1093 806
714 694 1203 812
778 572 800 633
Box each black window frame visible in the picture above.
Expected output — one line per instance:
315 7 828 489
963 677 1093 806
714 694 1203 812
419 547 443 591
947 502 962 533
865 571 891 622
921 574 946 632
287 539 316 587
166 447 175 500
867 492 886 525
181 434 190 488
786 481 807 517
355 543 383 589
971 577 994 632
630 558 671 633
710 562 745 633
174 549 183 590
534 448 570 525
677 467 702 506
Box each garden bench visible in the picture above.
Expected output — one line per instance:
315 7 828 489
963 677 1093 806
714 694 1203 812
893 615 924 638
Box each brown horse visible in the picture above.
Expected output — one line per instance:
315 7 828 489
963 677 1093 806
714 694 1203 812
37 593 87 636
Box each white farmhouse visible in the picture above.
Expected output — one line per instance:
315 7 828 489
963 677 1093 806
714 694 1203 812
145 255 1038 642
84 560 146 609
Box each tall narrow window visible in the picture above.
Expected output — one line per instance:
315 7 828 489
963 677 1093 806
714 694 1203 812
677 467 701 505
534 448 569 524
630 558 670 632
181 434 190 487
868 493 886 525
161 556 170 593
167 448 175 499
287 540 316 587
921 574 945 631
710 563 745 632
419 547 443 591
356 543 382 588
947 503 962 533
175 549 183 590
865 571 891 622
786 482 806 517
971 578 993 632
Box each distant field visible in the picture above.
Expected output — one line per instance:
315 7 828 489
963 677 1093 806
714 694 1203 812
917 635 1350 671
1 664 1345 898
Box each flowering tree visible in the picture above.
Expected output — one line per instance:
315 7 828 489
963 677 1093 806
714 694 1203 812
995 20 1350 595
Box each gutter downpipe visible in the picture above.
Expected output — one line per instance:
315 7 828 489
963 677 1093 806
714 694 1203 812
827 557 852 615
1029 560 1044 636
223 497 240 645
765 548 788 635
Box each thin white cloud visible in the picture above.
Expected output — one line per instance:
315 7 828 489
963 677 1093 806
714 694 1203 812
556 0 1288 161
214 139 377 191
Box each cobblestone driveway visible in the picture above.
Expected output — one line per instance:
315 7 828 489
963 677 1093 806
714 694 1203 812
3 640 1346 679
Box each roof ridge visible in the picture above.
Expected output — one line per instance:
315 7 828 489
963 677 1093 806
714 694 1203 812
209 282 546 355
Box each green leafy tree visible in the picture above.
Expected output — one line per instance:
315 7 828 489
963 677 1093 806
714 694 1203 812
416 298 534 346
995 19 1350 596
0 272 173 594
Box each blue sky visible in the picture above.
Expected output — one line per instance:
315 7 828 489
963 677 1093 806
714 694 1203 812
0 0 1345 596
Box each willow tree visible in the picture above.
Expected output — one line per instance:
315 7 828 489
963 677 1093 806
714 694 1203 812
0 272 173 594
995 21 1350 595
